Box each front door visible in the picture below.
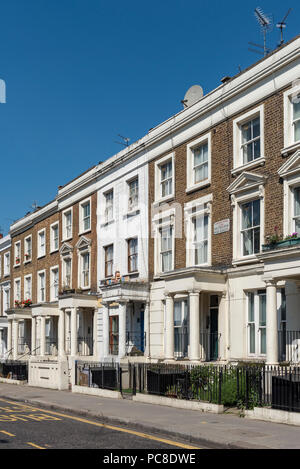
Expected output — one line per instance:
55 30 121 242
210 296 219 361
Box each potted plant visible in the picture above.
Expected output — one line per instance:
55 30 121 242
22 299 32 308
15 257 20 264
14 300 22 308
24 253 30 261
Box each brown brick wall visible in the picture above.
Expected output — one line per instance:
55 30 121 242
10 191 98 305
148 86 289 280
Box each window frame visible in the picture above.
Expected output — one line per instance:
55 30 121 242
24 235 32 263
104 244 114 278
79 197 91 234
24 274 32 301
154 153 175 204
3 252 10 276
232 105 265 174
186 133 211 193
283 84 300 151
50 265 59 301
127 238 138 273
14 241 21 267
246 289 267 358
37 270 46 303
185 194 212 268
14 277 21 304
50 222 59 253
104 190 114 224
62 207 73 241
127 177 139 213
240 199 261 257
37 228 46 258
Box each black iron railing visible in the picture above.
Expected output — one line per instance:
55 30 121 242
75 361 122 391
0 360 28 381
278 330 300 363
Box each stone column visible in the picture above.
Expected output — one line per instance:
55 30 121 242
266 280 278 365
71 307 78 356
118 302 127 358
12 319 18 359
31 317 36 355
102 302 109 358
164 293 174 360
7 319 12 356
189 290 201 361
40 316 46 357
58 309 66 357
144 301 150 358
93 308 98 358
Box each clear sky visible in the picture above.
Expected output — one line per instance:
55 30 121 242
0 0 299 234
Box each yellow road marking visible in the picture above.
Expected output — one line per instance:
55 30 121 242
0 398 199 450
27 442 46 449
0 430 15 437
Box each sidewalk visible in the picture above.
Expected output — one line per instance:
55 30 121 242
0 382 300 449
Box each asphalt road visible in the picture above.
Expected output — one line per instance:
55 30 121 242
0 398 202 450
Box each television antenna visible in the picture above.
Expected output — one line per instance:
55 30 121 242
276 8 292 47
253 7 273 57
114 134 130 147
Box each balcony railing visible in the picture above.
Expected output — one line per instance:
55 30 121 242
17 339 31 355
278 330 300 363
45 337 58 356
77 336 93 356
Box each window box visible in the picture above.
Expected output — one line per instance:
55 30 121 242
262 237 300 251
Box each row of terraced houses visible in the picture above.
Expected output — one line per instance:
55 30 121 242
0 35 300 389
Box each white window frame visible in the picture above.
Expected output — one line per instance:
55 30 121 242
4 252 10 276
185 194 212 267
231 185 265 264
154 153 175 204
37 270 46 303
186 133 211 193
24 274 32 301
283 83 300 152
246 290 267 358
50 265 59 301
79 197 91 234
279 155 300 237
50 222 59 253
14 241 21 267
232 105 265 174
104 244 114 278
14 277 21 304
79 251 90 289
24 235 32 263
153 208 175 275
62 208 73 241
62 256 72 289
3 286 10 313
104 190 114 224
127 177 139 212
37 228 46 258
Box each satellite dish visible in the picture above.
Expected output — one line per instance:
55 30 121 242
182 85 204 108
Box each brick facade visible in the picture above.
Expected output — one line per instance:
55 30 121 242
148 86 290 280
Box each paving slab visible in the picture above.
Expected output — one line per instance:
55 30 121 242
0 383 299 449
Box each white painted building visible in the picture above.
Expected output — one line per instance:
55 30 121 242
0 234 11 359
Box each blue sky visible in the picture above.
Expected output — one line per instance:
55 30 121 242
0 0 299 234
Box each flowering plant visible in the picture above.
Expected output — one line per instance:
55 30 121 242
22 299 32 307
284 232 298 240
14 300 22 308
265 226 281 245
15 257 20 264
